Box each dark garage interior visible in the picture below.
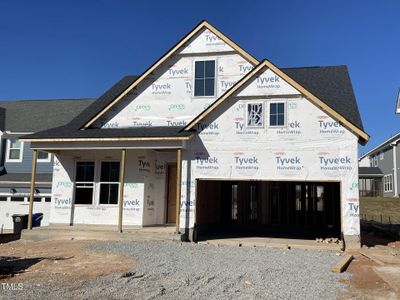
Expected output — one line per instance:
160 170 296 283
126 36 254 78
194 180 341 241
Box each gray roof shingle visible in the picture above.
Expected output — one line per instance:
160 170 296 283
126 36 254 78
23 126 194 140
282 65 364 131
359 167 384 177
22 65 365 140
0 98 95 132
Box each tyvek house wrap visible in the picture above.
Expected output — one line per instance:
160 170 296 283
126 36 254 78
47 24 360 236
180 66 360 236
92 28 254 129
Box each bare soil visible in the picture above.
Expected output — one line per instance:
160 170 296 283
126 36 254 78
0 239 133 284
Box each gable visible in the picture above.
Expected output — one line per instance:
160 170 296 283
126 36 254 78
83 21 258 129
185 60 369 144
90 26 256 129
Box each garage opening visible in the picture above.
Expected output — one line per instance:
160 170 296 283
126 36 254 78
195 180 341 241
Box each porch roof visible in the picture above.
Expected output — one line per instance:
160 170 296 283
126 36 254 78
359 167 384 178
20 126 194 142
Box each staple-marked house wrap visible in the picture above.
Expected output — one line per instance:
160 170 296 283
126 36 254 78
21 21 369 247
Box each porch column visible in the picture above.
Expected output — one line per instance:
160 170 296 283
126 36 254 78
27 150 38 230
392 143 398 197
175 149 182 233
118 149 127 233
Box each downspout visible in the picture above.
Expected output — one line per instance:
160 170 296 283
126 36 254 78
390 139 400 197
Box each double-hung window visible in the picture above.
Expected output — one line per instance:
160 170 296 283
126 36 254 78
194 60 215 97
6 139 23 162
246 103 264 128
384 174 393 192
74 161 95 205
99 162 120 205
269 102 286 127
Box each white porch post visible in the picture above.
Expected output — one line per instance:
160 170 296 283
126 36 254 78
28 150 38 230
118 149 127 232
392 143 398 197
175 149 182 233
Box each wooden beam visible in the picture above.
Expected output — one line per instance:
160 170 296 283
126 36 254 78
27 150 38 230
175 149 182 233
331 254 353 273
118 149 127 233
20 135 194 143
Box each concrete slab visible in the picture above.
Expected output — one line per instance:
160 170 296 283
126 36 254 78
21 224 179 242
203 237 343 252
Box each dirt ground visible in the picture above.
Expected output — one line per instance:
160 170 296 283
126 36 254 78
0 239 133 284
341 237 400 300
1 238 400 299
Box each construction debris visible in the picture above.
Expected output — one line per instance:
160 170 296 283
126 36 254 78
316 237 340 244
331 254 353 273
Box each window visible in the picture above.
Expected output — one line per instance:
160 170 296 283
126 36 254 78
37 151 51 162
384 174 393 192
6 139 23 162
194 60 215 97
74 161 95 205
373 156 378 167
269 102 285 127
45 197 51 202
99 162 120 205
380 152 384 160
246 103 264 128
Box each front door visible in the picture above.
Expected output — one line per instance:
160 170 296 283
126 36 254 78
166 164 177 224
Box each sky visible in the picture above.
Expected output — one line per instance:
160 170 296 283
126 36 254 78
0 0 399 154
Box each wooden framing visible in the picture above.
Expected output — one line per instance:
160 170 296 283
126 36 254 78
27 150 38 230
117 149 126 233
175 149 182 233
20 135 194 143
82 20 258 129
184 60 369 145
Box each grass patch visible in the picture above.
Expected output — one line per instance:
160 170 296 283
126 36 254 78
360 197 400 224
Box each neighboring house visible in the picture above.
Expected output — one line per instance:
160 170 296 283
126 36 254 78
21 21 369 248
0 99 94 229
359 132 400 198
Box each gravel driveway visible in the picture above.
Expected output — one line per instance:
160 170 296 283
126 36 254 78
1 240 348 299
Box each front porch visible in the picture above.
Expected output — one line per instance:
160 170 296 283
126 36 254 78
23 138 187 234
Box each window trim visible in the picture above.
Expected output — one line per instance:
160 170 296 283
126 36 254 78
37 151 52 163
373 156 378 167
73 160 96 206
245 102 265 129
268 100 287 128
5 139 24 162
98 160 120 206
384 174 393 192
193 59 217 98
379 151 384 160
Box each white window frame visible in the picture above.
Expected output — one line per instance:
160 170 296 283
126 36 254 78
193 59 217 98
384 174 393 192
74 160 96 206
245 102 264 129
5 139 23 162
373 156 378 167
268 100 287 128
37 151 52 163
98 160 120 206
379 151 384 160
